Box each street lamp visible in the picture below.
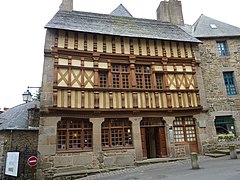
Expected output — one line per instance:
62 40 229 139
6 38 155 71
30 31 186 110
22 90 32 103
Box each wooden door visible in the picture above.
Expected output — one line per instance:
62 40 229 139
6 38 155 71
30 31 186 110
155 127 161 157
155 127 167 157
159 126 168 156
141 128 147 159
186 126 198 153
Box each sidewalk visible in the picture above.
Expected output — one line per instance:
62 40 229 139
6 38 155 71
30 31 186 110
78 155 240 180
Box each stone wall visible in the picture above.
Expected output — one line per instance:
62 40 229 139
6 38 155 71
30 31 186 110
217 141 240 150
2 130 38 152
199 38 240 111
39 149 135 179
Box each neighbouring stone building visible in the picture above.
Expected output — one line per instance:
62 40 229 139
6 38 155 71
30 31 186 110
0 101 40 176
37 0 217 178
191 15 240 137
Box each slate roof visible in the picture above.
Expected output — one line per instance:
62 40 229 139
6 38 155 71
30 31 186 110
192 14 240 38
0 101 40 130
110 4 133 17
45 10 200 43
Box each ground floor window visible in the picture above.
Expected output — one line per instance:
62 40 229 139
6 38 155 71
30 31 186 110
102 118 133 148
57 118 92 151
173 117 196 143
215 116 235 135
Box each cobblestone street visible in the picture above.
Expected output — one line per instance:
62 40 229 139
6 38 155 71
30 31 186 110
79 156 240 180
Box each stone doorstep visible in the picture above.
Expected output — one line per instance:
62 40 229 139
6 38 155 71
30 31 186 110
135 157 187 166
204 153 226 158
215 149 240 155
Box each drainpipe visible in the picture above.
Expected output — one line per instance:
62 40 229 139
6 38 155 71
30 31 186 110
9 130 13 151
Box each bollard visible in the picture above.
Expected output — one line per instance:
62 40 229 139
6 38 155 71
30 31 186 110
190 152 200 169
229 145 238 159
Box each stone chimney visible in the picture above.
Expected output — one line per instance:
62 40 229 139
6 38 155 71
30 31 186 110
156 0 184 25
59 0 73 11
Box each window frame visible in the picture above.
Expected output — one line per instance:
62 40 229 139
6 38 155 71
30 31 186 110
217 41 230 57
99 71 108 88
135 65 152 89
223 71 237 95
155 73 164 89
57 119 93 152
101 118 133 149
111 64 130 89
173 117 197 143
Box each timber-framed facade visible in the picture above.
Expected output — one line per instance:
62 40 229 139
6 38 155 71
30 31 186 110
38 1 207 178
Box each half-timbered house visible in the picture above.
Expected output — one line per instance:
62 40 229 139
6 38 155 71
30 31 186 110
38 0 207 178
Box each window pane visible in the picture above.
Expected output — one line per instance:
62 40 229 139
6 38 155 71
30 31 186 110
156 74 163 89
100 73 107 87
122 74 129 88
69 130 81 149
136 75 143 88
57 131 66 150
113 74 120 88
145 75 151 89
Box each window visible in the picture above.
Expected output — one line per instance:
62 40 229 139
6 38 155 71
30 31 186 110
223 72 237 95
215 116 236 135
156 73 163 89
217 41 229 56
112 64 130 88
102 118 133 148
99 72 107 87
57 119 92 151
173 117 196 143
136 65 152 89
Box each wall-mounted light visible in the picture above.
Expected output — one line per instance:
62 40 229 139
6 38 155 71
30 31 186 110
22 90 32 103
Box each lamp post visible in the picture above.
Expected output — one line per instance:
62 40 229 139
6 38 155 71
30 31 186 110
22 90 32 103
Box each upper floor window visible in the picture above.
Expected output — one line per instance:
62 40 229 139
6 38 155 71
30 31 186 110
99 72 108 87
57 119 92 151
217 41 229 56
223 72 237 95
156 73 163 89
112 64 129 88
136 65 152 89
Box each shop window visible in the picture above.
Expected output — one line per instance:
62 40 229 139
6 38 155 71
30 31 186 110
57 119 92 151
102 118 133 148
173 117 196 143
223 72 237 95
217 41 229 56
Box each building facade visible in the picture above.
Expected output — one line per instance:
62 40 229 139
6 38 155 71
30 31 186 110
38 0 212 178
191 15 240 138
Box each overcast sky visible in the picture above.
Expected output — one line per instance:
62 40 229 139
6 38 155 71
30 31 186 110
0 0 240 109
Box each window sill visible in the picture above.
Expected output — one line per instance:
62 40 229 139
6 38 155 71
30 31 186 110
57 148 93 153
102 146 134 151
